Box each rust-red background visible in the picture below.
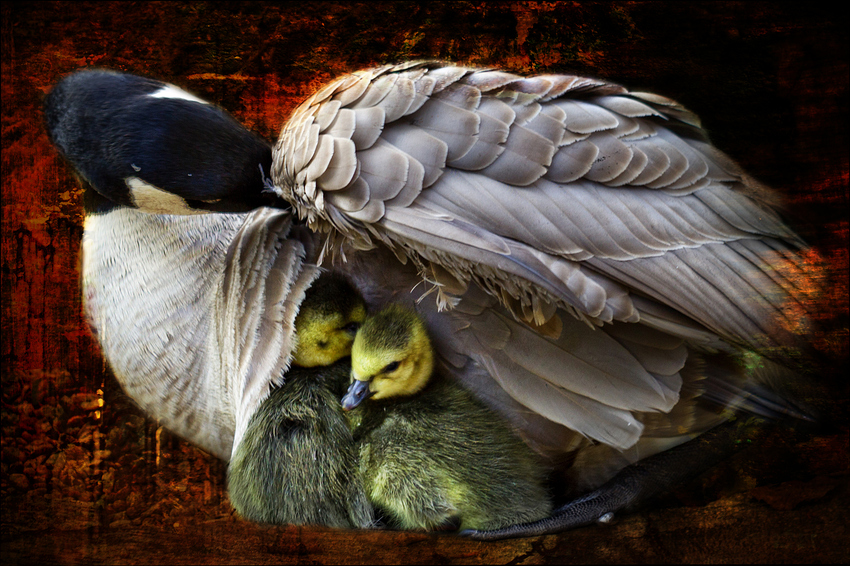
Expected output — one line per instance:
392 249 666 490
2 2 847 563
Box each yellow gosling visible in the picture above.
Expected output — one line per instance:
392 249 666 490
342 304 552 531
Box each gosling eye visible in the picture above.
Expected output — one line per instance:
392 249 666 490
382 361 400 374
342 322 361 334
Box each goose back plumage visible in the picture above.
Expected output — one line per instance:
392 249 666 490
272 61 814 451
273 62 809 356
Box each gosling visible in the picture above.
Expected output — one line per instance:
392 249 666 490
227 274 374 528
341 304 552 531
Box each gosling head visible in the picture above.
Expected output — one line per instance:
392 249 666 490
291 274 366 367
342 304 434 410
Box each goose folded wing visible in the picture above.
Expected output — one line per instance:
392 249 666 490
219 209 322 458
272 62 814 360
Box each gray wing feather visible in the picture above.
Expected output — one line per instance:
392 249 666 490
273 62 815 448
223 210 322 455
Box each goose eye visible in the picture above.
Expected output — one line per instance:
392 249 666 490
382 361 400 374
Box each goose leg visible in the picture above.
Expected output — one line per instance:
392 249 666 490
461 417 766 540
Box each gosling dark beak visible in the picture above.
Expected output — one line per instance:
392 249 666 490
342 380 372 411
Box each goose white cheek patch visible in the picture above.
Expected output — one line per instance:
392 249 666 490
147 84 209 105
125 177 204 215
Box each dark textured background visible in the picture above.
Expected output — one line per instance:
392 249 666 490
2 2 847 563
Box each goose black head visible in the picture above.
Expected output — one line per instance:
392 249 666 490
44 68 278 214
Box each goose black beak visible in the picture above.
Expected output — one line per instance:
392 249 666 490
342 380 372 411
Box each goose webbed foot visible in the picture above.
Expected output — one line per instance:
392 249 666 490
460 418 765 540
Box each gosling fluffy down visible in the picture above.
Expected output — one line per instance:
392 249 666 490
227 274 373 528
343 304 552 531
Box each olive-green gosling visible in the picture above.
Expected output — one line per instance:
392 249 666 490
227 274 374 528
341 304 552 531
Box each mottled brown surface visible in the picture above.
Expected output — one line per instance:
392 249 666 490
2 2 848 564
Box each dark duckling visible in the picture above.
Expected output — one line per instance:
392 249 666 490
227 274 374 528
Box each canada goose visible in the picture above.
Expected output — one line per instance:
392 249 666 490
341 303 552 531
227 274 373 528
44 62 817 536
